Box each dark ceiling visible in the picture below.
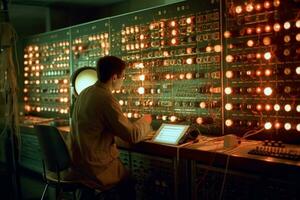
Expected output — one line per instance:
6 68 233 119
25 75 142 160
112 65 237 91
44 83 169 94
9 0 128 6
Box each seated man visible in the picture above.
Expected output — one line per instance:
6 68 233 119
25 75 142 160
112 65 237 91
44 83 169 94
70 56 152 199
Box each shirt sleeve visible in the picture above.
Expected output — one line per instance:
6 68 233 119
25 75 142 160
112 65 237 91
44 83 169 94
101 95 152 144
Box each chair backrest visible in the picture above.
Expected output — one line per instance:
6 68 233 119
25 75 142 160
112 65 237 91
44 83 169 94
34 125 70 172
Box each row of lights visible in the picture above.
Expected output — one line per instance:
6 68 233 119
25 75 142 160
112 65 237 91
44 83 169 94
225 103 300 112
23 88 68 94
24 79 68 85
224 86 273 96
233 0 281 14
24 105 68 114
226 67 300 78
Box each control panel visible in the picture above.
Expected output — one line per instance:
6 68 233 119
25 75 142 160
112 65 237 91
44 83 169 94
21 0 300 142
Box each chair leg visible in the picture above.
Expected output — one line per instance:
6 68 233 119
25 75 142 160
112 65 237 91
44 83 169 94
41 183 49 200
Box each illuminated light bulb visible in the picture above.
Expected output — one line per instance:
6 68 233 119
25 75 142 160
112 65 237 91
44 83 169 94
264 1 271 9
265 69 272 76
24 96 28 101
246 3 254 12
214 45 221 52
225 103 233 111
274 104 280 111
224 87 232 95
206 46 212 52
23 88 28 93
170 115 177 122
196 117 203 124
127 112 132 118
264 52 271 60
247 40 254 47
35 72 39 77
225 119 233 127
284 22 291 30
137 87 145 95
24 105 31 112
295 33 300 42
224 31 231 38
284 67 291 75
264 25 271 32
171 38 177 45
246 28 253 34
24 80 29 85
296 124 300 132
171 29 177 36
296 105 300 112
263 37 271 46
226 55 234 63
284 35 291 43
199 102 206 109
162 115 168 121
256 70 262 76
256 26 262 34
235 5 242 14
63 79 68 84
40 65 44 70
186 73 193 79
130 27 134 34
283 49 290 56
225 70 233 79
54 79 59 84
264 122 272 130
256 87 262 94
284 123 292 131
64 97 68 103
255 3 262 11
186 58 193 65
295 20 300 28
133 113 139 118
264 87 273 96
265 104 272 111
139 74 145 81
165 74 171 80
135 43 140 49
179 73 185 80
273 0 280 7
256 104 262 111
24 67 29 71
170 20 176 27
274 122 281 129
246 70 252 76
60 98 64 103
256 53 262 59
34 46 39 51
284 104 292 112
186 17 192 24
24 73 28 77
273 23 281 32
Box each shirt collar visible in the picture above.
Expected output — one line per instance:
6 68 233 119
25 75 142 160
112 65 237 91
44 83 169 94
95 80 111 92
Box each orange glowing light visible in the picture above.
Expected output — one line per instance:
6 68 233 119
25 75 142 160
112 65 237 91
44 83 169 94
265 69 272 76
139 74 145 81
274 104 280 111
256 27 262 34
246 3 254 12
256 70 262 76
273 0 280 7
273 23 281 32
224 31 231 38
256 104 262 111
296 124 300 132
186 17 192 24
170 20 176 27
206 46 212 52
186 72 193 79
170 115 177 122
247 40 254 47
186 58 193 65
256 87 262 94
171 29 177 36
196 117 203 124
264 1 271 9
255 3 262 11
264 25 271 32
296 105 300 112
214 45 221 52
295 33 300 42
246 28 253 34
274 122 281 129
199 102 206 109
265 104 272 111
171 38 177 45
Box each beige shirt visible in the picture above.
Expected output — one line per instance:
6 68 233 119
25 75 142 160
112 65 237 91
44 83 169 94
70 81 151 190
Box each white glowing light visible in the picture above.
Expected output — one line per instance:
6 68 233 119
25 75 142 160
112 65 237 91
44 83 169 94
225 119 233 127
284 104 292 112
264 87 273 96
284 123 292 131
225 103 233 111
264 122 272 130
137 87 145 95
224 87 232 95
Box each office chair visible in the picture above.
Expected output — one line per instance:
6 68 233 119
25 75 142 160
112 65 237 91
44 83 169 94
34 124 81 200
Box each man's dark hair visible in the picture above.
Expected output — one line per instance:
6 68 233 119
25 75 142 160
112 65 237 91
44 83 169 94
96 56 126 83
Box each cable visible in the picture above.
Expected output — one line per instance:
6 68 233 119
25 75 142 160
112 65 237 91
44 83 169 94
219 154 230 200
242 127 265 139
